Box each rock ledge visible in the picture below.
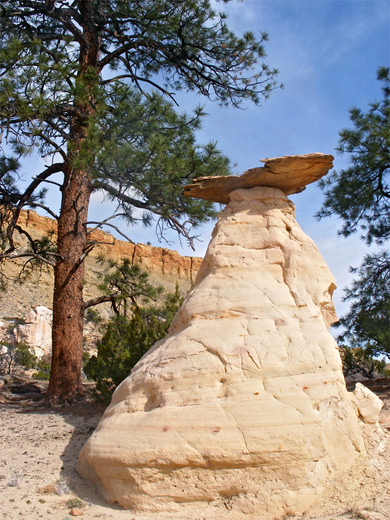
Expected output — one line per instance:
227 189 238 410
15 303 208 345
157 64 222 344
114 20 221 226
183 153 334 203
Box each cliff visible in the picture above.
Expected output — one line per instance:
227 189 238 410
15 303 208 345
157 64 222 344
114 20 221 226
0 210 202 319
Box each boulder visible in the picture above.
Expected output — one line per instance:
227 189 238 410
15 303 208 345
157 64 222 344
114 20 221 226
352 383 383 425
78 185 371 517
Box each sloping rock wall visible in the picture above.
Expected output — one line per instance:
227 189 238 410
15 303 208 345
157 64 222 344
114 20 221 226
0 210 201 319
16 210 201 283
78 187 374 517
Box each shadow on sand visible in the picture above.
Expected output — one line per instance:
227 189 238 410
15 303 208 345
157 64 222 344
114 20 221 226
1 377 126 516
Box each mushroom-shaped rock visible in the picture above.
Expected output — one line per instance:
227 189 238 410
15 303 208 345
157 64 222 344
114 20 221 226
78 155 374 519
183 153 334 203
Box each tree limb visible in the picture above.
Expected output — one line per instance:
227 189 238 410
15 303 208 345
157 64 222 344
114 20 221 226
91 180 150 211
86 218 135 244
83 294 117 311
4 163 64 254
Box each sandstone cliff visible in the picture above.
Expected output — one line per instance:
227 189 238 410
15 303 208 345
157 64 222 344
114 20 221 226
0 209 202 319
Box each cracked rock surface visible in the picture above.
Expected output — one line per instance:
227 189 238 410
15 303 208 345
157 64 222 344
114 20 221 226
78 187 379 517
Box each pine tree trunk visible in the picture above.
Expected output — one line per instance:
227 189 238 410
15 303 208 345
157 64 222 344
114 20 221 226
46 4 100 403
46 167 91 403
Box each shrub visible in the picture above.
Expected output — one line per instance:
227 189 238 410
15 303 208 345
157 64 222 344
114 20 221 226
15 342 38 369
0 341 37 374
0 341 14 374
85 308 102 325
340 343 387 379
84 285 183 402
32 354 51 380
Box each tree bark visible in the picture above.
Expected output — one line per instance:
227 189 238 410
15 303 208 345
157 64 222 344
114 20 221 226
46 166 91 403
46 1 100 403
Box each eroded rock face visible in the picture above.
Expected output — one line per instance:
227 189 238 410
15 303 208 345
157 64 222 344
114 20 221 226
0 210 201 321
13 306 52 358
183 153 334 203
352 383 383 425
16 210 201 285
78 187 369 517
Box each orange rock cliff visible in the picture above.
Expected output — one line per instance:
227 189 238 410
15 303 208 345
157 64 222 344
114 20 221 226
1 210 202 318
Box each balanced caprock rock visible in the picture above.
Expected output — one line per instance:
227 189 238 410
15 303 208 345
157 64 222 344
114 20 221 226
78 154 382 518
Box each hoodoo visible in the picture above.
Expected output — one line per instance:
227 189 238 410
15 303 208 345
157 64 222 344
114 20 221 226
78 154 381 518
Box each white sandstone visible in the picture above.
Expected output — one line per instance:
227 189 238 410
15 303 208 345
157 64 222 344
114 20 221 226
352 382 383 425
13 305 52 358
78 186 378 517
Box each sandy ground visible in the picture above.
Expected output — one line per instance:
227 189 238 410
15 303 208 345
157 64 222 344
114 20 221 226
0 378 389 520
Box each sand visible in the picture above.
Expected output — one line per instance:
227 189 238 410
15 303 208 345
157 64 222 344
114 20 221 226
0 378 389 520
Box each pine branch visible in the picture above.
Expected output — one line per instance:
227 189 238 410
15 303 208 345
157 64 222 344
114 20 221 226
0 223 57 268
86 216 135 244
4 163 64 254
91 180 150 211
83 294 118 311
29 202 59 220
10 1 85 43
6 251 56 268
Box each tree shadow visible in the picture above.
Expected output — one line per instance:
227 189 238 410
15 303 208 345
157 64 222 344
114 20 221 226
1 379 125 516
55 397 120 512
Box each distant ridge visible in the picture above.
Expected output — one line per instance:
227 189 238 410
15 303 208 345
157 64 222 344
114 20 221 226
1 210 202 319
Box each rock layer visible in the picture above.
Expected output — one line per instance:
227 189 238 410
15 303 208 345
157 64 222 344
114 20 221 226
16 209 202 285
183 153 334 203
0 210 202 320
13 306 52 358
78 187 371 517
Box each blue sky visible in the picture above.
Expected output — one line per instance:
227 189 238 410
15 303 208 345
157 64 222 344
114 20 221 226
13 0 390 317
94 0 387 317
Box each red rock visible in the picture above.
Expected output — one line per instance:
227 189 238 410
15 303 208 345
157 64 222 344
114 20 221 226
15 209 201 284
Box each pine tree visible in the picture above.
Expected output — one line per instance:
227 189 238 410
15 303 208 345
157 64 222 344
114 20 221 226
0 1 279 402
84 260 184 403
318 67 390 364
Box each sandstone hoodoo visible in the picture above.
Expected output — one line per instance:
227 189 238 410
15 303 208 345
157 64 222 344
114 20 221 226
78 154 382 518
183 153 335 203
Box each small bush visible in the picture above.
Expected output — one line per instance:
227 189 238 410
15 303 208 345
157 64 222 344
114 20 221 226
84 285 183 402
85 308 102 324
65 498 84 509
15 342 38 369
82 351 90 366
32 354 51 380
0 341 13 374
0 341 37 374
340 344 387 379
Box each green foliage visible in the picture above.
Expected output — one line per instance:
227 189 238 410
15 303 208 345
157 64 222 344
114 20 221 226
85 308 102 325
0 339 52 379
0 0 280 251
84 284 183 402
339 344 387 379
82 351 91 367
93 257 164 316
32 354 51 381
0 1 279 400
65 498 84 509
92 88 230 236
318 68 390 364
14 342 38 369
317 67 390 245
0 340 37 374
335 252 390 360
